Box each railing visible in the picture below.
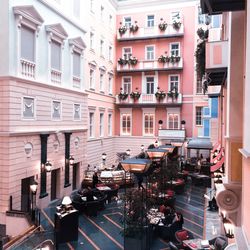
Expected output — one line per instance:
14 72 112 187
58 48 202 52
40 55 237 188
117 58 183 72
158 129 186 140
117 24 184 40
51 69 62 84
206 40 228 69
20 59 35 79
116 93 182 105
73 76 81 88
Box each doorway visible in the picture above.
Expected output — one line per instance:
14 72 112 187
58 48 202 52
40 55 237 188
21 176 34 212
51 169 60 201
72 163 80 190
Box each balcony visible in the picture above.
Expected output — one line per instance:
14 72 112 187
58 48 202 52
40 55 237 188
205 39 228 86
158 129 185 141
117 58 183 73
117 24 184 41
116 93 182 106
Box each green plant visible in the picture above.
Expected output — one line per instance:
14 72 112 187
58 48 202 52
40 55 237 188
118 88 128 100
129 21 139 33
169 55 181 64
172 20 181 30
130 88 141 100
158 18 168 31
167 86 179 99
128 56 138 65
119 22 127 35
155 87 166 100
118 58 128 65
158 55 170 63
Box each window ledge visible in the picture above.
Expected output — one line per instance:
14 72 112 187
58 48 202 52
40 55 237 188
239 148 250 159
89 88 95 91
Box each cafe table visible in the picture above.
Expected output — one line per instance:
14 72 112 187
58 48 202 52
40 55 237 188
183 238 211 250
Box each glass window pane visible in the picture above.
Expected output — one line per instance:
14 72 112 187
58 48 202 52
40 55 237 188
51 41 61 70
73 52 81 77
21 26 35 62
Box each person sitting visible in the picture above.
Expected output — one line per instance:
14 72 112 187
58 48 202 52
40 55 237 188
85 187 94 202
92 172 99 188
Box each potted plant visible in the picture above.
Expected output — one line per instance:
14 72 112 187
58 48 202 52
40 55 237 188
128 56 138 66
169 55 181 64
167 87 179 99
119 22 127 35
158 18 168 31
130 88 141 100
130 21 139 33
158 55 170 63
118 58 128 65
155 87 166 100
118 88 128 100
172 20 181 30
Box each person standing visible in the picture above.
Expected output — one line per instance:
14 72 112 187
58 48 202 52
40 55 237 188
92 172 99 188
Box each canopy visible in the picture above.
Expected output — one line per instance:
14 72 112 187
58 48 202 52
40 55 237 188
210 156 224 172
187 138 213 150
211 148 224 164
120 158 151 174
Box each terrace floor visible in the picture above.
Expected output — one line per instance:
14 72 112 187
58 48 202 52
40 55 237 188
11 180 221 250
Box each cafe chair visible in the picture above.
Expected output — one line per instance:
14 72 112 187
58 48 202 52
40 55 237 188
169 229 194 250
209 235 228 250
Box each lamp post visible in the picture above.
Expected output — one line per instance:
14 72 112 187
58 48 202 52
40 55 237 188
102 153 107 165
140 145 144 152
126 149 131 157
30 180 38 222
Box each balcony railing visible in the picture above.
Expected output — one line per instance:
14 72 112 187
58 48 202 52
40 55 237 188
158 129 185 140
51 69 62 84
73 76 81 88
117 24 184 41
117 58 183 72
116 93 182 105
20 59 35 79
206 40 228 69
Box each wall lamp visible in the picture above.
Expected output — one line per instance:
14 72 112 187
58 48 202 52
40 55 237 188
69 155 75 165
223 218 234 238
44 161 52 173
126 149 131 156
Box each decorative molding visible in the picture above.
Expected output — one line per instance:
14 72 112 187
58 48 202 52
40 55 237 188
89 60 97 68
69 37 86 54
46 23 68 43
99 65 107 72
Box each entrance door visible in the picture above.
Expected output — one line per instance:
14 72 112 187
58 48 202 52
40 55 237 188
72 163 80 190
51 169 57 201
21 176 34 212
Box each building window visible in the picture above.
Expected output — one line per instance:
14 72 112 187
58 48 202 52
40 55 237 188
51 40 61 71
52 101 61 120
100 113 104 137
170 43 180 56
100 72 104 92
144 114 154 135
196 80 203 94
123 77 132 94
108 76 113 95
90 0 94 13
90 69 95 89
109 46 112 61
123 47 132 60
100 40 104 57
169 75 179 92
168 114 179 129
198 7 206 24
73 0 80 19
146 77 154 94
121 114 131 135
89 112 94 137
73 51 81 78
108 114 112 136
74 104 81 120
21 26 35 63
124 17 132 27
90 32 94 50
211 15 221 28
147 15 154 27
101 6 104 20
196 107 203 125
146 46 154 60
171 11 180 22
23 97 35 119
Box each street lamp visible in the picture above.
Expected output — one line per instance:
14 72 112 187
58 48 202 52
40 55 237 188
141 145 144 152
154 140 159 148
44 161 52 172
30 180 38 222
69 155 75 165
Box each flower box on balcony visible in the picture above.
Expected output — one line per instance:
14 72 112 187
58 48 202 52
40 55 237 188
158 55 170 63
172 20 182 30
128 56 138 66
167 87 179 99
169 55 181 64
119 23 127 35
158 19 168 31
155 88 166 100
130 21 139 33
130 89 141 100
118 58 128 65
118 88 129 101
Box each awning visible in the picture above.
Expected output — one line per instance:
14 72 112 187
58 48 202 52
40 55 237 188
211 156 224 172
187 138 213 150
211 142 221 153
211 148 224 164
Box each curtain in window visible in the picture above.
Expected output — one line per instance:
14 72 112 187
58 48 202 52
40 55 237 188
21 26 35 62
